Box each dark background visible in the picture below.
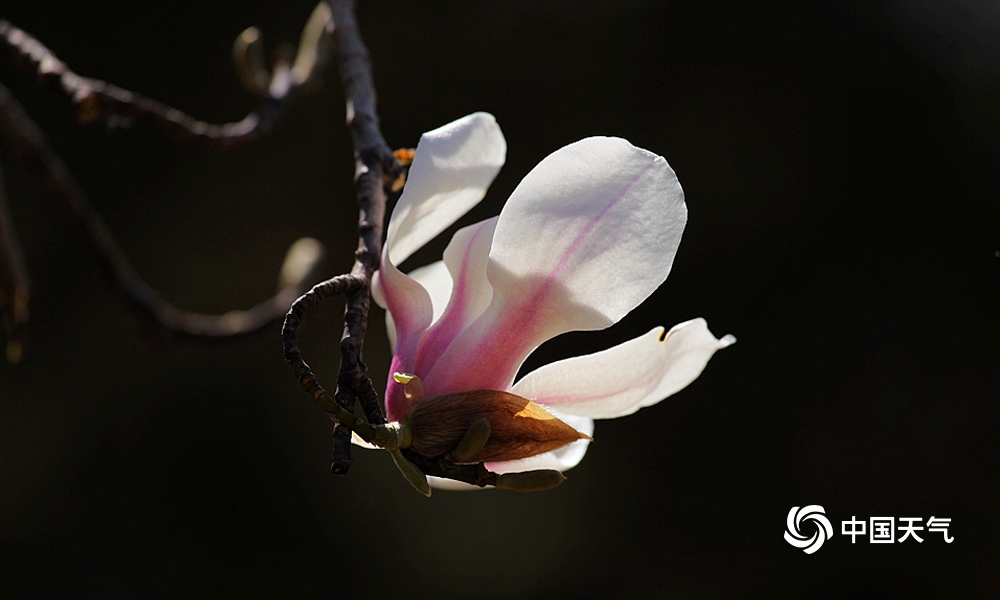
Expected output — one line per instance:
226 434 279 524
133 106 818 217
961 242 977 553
2 1 998 597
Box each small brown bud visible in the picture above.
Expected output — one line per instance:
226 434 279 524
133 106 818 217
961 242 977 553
408 389 590 463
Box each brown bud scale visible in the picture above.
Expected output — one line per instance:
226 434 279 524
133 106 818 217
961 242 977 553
407 389 589 463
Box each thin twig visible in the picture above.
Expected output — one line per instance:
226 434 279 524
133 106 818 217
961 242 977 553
0 9 332 148
402 451 501 488
282 274 365 420
0 83 322 341
0 162 30 363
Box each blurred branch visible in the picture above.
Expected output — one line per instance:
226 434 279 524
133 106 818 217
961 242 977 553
0 162 30 363
0 83 323 342
0 4 334 148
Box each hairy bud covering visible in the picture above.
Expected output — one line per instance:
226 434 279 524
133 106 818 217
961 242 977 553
407 390 590 463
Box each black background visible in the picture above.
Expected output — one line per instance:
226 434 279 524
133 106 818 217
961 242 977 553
1 1 998 597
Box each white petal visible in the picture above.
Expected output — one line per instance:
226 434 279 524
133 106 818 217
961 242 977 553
423 137 685 394
351 432 380 450
407 260 453 326
428 476 482 491
486 411 594 473
385 112 506 266
511 319 735 419
490 136 685 330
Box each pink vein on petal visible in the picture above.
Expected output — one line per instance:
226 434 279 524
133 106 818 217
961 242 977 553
414 218 495 376
423 160 658 395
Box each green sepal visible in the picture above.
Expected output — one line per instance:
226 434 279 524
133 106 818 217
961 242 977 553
390 449 431 497
495 469 567 492
447 417 491 463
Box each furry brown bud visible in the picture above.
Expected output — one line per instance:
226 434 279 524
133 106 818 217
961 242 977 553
407 389 590 463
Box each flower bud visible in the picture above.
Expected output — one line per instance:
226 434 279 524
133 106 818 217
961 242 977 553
407 389 590 463
495 469 567 492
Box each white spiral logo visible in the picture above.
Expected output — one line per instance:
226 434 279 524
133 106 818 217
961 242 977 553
784 505 833 554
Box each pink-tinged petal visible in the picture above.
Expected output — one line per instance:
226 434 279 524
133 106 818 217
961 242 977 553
423 137 686 394
378 260 434 420
486 411 594 474
511 319 735 420
379 260 453 353
414 217 497 376
385 112 506 267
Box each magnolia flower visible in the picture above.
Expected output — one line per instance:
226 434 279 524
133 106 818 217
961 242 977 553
370 112 734 490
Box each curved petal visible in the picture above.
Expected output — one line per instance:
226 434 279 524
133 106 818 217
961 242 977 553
408 260 454 326
485 411 594 473
511 319 735 419
423 137 686 395
378 260 434 420
381 260 453 352
376 262 433 362
414 217 497 376
385 112 506 266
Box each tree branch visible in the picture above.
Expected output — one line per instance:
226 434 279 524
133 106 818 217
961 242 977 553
0 5 333 148
322 0 401 473
282 274 364 419
0 83 322 342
